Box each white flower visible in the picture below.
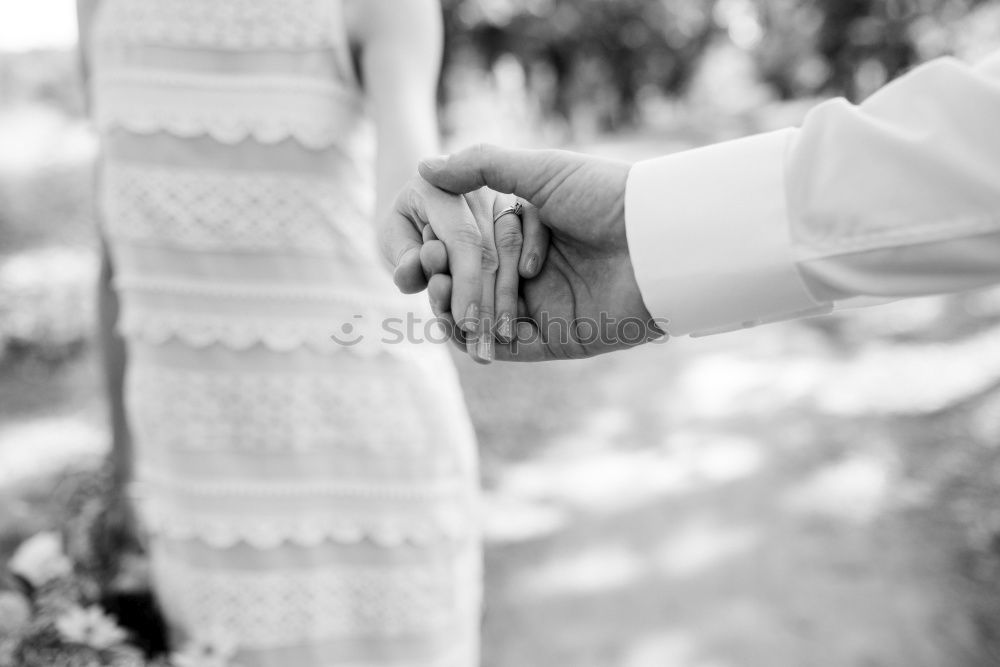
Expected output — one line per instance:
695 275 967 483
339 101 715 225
0 591 31 635
8 532 72 587
171 628 239 667
55 604 128 649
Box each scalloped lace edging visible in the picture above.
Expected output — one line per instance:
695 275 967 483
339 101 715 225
139 505 471 549
94 71 366 149
118 309 403 357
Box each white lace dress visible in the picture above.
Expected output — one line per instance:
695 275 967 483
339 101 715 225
87 2 482 665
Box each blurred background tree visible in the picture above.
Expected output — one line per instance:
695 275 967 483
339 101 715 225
755 0 994 100
441 0 718 131
438 0 1000 134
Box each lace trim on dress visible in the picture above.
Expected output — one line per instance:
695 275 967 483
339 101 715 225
93 0 343 51
118 307 400 356
137 468 465 501
114 277 411 311
102 162 374 255
93 70 366 149
126 365 435 454
138 502 470 549
151 558 477 649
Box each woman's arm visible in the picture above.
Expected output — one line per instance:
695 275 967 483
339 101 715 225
348 0 541 363
349 0 495 361
347 0 443 223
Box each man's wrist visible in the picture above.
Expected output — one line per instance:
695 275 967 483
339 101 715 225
624 130 831 337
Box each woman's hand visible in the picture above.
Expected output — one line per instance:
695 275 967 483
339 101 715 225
382 178 547 363
421 189 548 363
384 145 662 362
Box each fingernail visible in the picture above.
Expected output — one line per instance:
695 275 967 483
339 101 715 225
419 154 450 171
463 303 479 333
497 313 513 342
477 332 494 363
524 253 539 275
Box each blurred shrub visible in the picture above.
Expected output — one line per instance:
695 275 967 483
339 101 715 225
0 247 97 362
440 0 1000 131
441 0 719 131
0 50 96 277
751 0 995 101
0 157 95 253
0 51 85 118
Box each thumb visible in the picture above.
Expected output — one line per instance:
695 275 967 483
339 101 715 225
419 144 574 206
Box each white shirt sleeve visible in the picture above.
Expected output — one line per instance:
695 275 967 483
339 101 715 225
624 50 1000 338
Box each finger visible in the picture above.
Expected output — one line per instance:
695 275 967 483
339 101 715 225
419 145 577 203
422 224 438 243
394 252 426 293
429 273 470 353
518 202 548 278
380 206 427 294
464 192 501 364
428 273 464 346
420 239 448 280
428 273 453 320
468 267 496 365
401 180 483 332
493 204 523 343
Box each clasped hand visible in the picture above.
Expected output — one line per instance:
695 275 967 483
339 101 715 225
380 144 665 363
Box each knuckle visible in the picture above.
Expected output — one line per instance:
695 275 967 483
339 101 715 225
403 185 422 213
495 225 524 251
480 246 500 273
469 142 495 161
424 241 447 265
495 270 519 290
451 225 483 251
390 242 416 268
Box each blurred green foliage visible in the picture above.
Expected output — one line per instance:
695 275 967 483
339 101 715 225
442 0 719 128
755 0 993 99
441 0 998 129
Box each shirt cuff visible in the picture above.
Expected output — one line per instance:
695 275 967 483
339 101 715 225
624 129 832 337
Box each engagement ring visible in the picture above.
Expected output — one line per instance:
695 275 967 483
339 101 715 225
493 201 523 224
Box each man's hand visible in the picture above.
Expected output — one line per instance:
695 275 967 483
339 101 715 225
408 144 665 361
380 177 549 362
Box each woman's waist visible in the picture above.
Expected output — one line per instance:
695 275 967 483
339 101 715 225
108 241 388 289
99 155 378 257
115 280 437 359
